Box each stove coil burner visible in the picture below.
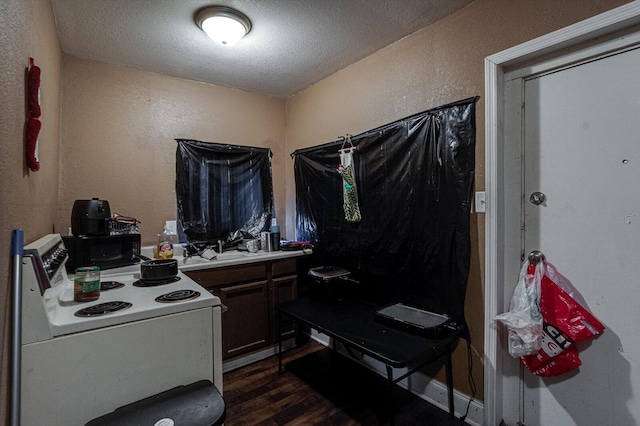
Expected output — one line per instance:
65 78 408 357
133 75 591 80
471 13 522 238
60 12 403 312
100 281 125 291
74 301 133 317
155 289 201 303
133 276 181 287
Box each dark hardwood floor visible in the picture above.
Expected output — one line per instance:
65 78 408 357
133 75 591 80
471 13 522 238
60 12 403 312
223 340 469 425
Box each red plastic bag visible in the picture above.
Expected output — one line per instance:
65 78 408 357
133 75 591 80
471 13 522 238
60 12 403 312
521 261 605 376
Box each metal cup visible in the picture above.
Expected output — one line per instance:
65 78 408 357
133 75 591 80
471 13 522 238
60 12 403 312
260 231 272 252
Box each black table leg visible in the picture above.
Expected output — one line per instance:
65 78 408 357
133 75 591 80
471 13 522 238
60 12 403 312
445 347 454 416
386 364 395 426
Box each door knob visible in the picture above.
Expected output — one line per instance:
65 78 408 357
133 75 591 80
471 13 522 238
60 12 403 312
530 192 546 205
528 250 545 264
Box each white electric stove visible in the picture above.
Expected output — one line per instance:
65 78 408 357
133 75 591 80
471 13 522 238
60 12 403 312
20 234 223 425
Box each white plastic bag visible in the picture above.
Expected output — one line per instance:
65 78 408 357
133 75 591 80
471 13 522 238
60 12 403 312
494 259 544 357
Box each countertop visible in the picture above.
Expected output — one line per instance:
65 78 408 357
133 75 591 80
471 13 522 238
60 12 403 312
98 248 312 278
177 249 312 272
139 245 313 273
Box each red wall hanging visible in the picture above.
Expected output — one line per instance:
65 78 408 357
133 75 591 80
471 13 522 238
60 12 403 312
26 57 41 172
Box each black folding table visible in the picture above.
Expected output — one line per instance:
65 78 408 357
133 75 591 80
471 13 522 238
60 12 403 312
275 297 462 425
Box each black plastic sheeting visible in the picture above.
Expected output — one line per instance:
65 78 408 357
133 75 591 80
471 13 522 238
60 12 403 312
292 97 477 332
175 139 273 243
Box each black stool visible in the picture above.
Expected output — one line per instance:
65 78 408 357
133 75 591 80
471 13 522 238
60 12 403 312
85 380 225 426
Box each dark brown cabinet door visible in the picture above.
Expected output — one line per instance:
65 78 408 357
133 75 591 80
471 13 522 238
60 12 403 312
185 258 300 361
271 275 297 341
219 280 269 359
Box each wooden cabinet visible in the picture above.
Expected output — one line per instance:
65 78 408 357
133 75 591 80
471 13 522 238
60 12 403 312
271 262 298 342
185 258 298 360
219 280 269 358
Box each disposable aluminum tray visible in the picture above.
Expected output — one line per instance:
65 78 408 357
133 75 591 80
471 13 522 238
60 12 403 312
307 266 351 282
374 303 453 338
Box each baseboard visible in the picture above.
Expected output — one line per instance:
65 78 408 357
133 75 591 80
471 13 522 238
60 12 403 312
312 331 484 426
222 339 295 373
385 362 484 426
309 329 332 346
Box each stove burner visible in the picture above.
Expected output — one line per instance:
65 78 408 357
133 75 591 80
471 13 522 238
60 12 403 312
155 289 201 303
100 281 125 291
74 301 133 317
133 276 181 287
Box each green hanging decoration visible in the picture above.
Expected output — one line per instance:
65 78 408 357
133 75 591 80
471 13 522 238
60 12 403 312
337 135 361 223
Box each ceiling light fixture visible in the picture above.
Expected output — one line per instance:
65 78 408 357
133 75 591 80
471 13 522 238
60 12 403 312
195 6 251 46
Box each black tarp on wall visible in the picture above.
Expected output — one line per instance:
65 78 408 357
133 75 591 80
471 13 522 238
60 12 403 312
292 97 477 330
175 139 273 243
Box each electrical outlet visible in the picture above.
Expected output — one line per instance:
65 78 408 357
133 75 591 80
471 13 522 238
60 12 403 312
475 192 486 213
165 220 178 235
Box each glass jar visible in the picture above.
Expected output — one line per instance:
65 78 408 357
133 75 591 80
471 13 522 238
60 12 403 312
74 266 101 302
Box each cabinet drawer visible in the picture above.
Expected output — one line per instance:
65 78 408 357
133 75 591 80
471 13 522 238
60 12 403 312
186 264 266 289
272 259 297 277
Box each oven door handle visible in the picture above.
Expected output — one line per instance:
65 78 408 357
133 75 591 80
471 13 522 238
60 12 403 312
205 289 227 313
212 298 228 313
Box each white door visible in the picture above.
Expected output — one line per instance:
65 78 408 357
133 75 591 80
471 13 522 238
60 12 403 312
521 46 640 426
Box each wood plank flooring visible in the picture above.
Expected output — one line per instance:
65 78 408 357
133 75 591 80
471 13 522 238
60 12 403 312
223 340 469 425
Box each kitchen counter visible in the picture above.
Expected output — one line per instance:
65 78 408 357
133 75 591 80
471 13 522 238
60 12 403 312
138 245 313 272
177 248 313 272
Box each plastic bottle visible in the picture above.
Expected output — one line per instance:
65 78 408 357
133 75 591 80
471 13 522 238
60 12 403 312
156 226 174 259
270 225 281 251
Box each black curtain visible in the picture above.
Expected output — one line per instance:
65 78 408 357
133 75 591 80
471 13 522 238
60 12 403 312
175 139 273 243
292 97 477 330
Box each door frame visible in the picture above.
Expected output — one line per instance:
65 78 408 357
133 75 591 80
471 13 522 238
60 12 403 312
484 3 640 425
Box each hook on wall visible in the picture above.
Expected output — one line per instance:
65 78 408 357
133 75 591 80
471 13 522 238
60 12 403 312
339 134 356 153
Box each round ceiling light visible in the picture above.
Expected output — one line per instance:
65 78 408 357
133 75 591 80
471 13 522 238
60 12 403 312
195 6 252 46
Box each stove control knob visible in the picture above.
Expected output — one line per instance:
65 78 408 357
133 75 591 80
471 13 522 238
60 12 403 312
55 250 66 262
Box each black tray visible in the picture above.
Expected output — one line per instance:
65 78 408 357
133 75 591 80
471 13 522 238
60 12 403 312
308 265 351 282
374 303 455 338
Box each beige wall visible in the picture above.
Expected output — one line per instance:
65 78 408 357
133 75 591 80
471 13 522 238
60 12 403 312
284 0 629 400
0 0 63 422
58 57 286 245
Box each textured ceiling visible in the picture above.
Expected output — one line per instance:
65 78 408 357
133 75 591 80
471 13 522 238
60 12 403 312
51 0 474 99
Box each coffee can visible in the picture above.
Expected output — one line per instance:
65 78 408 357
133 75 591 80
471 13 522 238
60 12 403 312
261 231 272 252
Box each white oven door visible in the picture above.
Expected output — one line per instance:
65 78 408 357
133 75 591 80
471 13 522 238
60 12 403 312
22 308 217 425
